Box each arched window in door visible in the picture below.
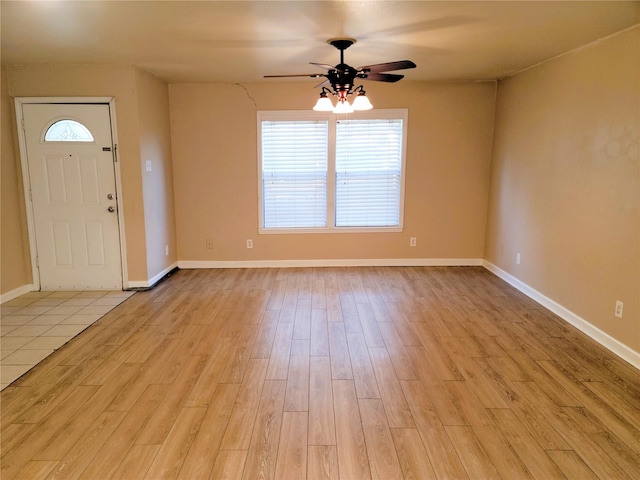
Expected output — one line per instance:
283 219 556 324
44 119 94 142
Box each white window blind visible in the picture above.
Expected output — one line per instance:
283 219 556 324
258 110 406 233
335 119 402 227
262 120 328 228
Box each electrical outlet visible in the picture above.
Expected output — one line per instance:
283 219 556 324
615 300 623 318
516 253 521 264
246 239 253 249
205 239 214 249
165 245 169 256
410 237 417 247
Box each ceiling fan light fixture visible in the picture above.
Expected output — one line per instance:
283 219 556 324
333 99 354 114
313 91 334 111
352 88 373 111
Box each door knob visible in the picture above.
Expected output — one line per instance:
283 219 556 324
107 193 114 200
108 206 115 213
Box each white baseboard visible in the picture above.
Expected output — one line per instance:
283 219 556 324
178 258 483 269
1 284 35 304
483 260 639 370
127 262 178 290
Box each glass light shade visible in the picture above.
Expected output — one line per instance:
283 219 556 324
352 94 373 111
313 96 334 111
333 100 354 114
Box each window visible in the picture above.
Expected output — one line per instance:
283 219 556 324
262 120 328 228
44 119 94 142
258 110 407 233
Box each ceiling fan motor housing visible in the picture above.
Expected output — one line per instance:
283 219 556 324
329 64 358 98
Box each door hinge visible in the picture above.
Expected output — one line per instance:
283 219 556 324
113 144 119 162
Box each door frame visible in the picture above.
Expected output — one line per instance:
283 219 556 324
14 97 129 290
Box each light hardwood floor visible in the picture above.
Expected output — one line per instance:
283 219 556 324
1 266 639 479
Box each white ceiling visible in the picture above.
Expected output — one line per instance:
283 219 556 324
2 1 638 84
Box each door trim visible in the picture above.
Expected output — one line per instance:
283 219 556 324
14 97 129 290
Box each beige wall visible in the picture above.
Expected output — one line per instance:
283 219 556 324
1 67 31 294
1 64 170 288
485 27 640 352
135 69 177 280
169 81 496 262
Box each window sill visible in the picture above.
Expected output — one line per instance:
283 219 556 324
258 226 403 235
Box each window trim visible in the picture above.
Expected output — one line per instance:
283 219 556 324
257 109 408 234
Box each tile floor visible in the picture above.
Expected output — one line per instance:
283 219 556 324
0 289 135 390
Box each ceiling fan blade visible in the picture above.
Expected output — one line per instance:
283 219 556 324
264 73 326 78
357 60 416 74
314 79 330 88
310 62 338 71
361 72 405 83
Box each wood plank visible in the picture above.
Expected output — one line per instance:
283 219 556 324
144 406 207 479
220 358 268 450
537 360 640 453
211 450 248 480
110 445 160 480
390 428 437 480
325 288 343 323
327 322 353 380
266 322 294 380
308 356 336 445
12 461 58 480
45 411 125 479
560 406 640 476
293 297 312 340
546 450 599 480
274 411 308 480
284 339 310 412
355 302 385 348
311 270 327 309
445 425 501 480
358 399 403 480
307 446 339 480
79 384 168 480
251 310 280 359
136 355 207 444
177 383 240 479
400 380 469 480
310 309 330 356
340 293 363 333
488 408 565 479
444 381 534 479
377 322 417 380
183 338 233 407
346 332 380 399
332 380 371 480
368 347 414 428
242 380 286 480
219 340 254 385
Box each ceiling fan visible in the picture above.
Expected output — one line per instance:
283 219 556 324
264 38 416 112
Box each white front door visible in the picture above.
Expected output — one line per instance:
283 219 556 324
21 103 123 290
